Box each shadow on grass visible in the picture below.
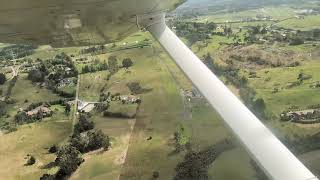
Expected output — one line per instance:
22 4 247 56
40 161 57 169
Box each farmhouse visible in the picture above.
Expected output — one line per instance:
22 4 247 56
26 106 52 118
281 109 320 123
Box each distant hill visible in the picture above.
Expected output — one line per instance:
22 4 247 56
175 0 312 14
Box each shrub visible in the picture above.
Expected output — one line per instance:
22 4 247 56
25 155 36 166
48 145 58 154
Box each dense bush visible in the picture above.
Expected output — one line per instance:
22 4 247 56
122 58 133 69
0 45 36 60
73 114 95 135
0 73 6 85
14 112 29 124
28 69 46 82
55 145 84 177
174 21 217 45
127 82 152 94
70 130 110 153
108 56 119 74
0 101 7 117
174 140 234 180
289 37 304 45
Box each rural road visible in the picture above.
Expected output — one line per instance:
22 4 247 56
72 74 81 134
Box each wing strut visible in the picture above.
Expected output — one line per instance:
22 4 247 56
137 13 318 180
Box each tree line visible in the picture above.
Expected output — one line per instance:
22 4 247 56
40 114 110 179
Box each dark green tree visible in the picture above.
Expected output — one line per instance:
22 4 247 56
55 145 83 176
25 155 36 166
73 114 94 135
0 101 7 117
28 69 45 82
65 103 71 115
0 73 6 85
122 58 133 69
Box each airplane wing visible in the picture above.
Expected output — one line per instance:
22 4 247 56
0 0 185 47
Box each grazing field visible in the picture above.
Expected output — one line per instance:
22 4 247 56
0 106 72 180
278 15 320 30
70 114 135 180
79 71 110 102
249 61 320 115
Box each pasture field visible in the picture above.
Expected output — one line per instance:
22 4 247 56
0 105 72 180
248 61 320 116
193 7 297 23
247 61 320 140
113 41 257 179
277 15 320 30
70 114 135 180
0 74 61 126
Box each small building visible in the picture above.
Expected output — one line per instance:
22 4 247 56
120 95 140 104
57 78 74 88
77 100 98 113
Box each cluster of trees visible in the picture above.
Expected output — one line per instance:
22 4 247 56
27 54 78 98
80 45 105 54
14 99 72 124
174 21 217 45
174 139 234 180
54 145 84 178
81 59 108 74
204 53 267 119
72 114 110 153
0 44 36 60
73 114 95 135
127 82 152 95
108 56 119 74
244 25 312 46
40 114 110 179
82 56 133 75
28 53 78 84
70 130 110 153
